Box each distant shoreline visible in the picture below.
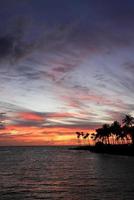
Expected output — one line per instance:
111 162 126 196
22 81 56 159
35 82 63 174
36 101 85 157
72 144 134 156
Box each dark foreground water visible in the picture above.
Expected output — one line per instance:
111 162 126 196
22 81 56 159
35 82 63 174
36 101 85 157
0 147 134 200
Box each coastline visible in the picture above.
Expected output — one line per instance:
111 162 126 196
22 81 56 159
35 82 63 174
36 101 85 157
71 144 134 156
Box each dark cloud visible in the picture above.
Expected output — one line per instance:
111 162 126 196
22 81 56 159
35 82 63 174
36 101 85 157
12 119 44 127
0 24 35 64
124 62 134 73
0 35 33 63
1 0 134 83
52 63 76 73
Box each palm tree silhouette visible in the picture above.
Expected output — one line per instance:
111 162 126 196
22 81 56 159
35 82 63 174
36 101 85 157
95 127 104 143
83 133 89 145
122 114 134 127
84 133 89 139
76 114 134 146
76 131 81 139
122 115 134 144
95 124 112 144
76 132 90 145
102 124 111 144
110 121 121 144
76 132 81 144
129 126 134 145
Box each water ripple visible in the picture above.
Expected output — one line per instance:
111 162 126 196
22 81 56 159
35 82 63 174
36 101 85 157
0 147 134 200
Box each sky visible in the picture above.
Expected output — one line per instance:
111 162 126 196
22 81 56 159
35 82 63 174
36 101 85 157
0 0 134 145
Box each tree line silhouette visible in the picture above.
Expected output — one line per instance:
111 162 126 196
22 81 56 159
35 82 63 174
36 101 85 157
76 132 90 145
76 114 134 145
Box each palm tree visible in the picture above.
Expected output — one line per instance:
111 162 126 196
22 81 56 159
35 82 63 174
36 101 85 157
95 124 111 144
91 133 95 140
122 114 134 144
90 133 96 145
129 126 134 145
122 114 134 127
102 124 111 144
117 126 128 144
76 132 81 144
76 132 90 145
95 127 105 143
83 133 89 145
110 121 121 144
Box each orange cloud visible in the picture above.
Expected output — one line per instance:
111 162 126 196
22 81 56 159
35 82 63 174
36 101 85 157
19 112 44 121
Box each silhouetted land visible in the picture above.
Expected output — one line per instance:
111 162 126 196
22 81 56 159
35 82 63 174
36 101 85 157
74 114 134 156
72 143 134 156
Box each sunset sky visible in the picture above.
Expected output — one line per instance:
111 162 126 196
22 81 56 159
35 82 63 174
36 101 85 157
0 0 134 145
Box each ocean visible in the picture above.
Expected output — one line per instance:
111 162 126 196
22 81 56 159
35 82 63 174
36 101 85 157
0 146 134 200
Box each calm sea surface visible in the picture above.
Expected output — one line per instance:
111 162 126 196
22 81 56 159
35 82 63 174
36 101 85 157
0 146 134 200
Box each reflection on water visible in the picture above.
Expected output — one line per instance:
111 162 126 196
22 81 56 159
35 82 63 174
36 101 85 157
0 146 134 200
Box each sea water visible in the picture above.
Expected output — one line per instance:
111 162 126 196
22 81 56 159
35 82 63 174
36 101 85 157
0 146 134 200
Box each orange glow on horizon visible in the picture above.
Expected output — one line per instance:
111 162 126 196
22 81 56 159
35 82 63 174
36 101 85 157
0 124 95 146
